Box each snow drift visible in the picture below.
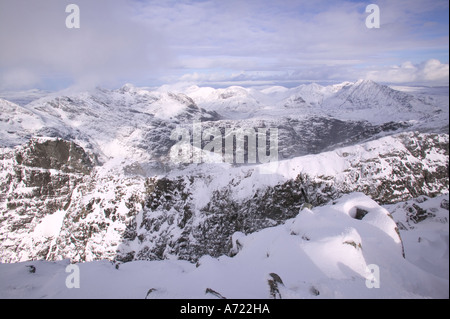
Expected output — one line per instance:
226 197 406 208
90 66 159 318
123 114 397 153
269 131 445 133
0 192 447 299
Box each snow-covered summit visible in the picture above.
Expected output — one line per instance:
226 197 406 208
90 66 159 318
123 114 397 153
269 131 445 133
0 80 447 168
181 80 448 126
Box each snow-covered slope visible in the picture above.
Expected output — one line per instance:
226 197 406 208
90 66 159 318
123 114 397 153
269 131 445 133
0 80 448 299
0 80 447 166
279 82 346 109
185 80 448 129
0 98 45 147
322 80 446 124
1 85 220 164
1 132 447 264
0 192 447 299
387 195 449 280
184 85 267 119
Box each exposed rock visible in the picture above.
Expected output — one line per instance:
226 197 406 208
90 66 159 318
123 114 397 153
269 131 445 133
441 199 449 210
309 286 320 296
205 288 227 299
145 288 157 299
268 273 284 299
355 208 369 220
15 137 96 174
26 265 36 274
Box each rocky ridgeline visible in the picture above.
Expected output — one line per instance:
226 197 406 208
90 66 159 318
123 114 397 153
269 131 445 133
0 138 95 261
118 133 448 262
0 132 448 263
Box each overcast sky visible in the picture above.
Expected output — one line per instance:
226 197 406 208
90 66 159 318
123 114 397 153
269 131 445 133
0 0 448 91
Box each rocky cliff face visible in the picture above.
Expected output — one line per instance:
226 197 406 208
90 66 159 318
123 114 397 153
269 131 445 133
0 138 96 261
1 132 447 263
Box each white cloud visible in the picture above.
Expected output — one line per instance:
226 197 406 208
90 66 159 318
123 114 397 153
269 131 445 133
170 59 449 88
142 0 447 64
138 0 448 87
0 0 448 90
366 59 449 85
421 59 450 82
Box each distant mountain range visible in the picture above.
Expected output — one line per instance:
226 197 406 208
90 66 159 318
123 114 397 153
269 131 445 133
0 80 448 298
1 80 448 167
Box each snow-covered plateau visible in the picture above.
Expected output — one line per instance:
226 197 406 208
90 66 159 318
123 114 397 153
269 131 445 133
0 80 448 298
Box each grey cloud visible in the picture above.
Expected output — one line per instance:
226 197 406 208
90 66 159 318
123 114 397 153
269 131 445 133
0 0 171 90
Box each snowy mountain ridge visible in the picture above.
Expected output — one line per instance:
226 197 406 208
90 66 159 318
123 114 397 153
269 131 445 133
184 79 447 124
1 80 448 168
0 80 448 299
0 131 447 264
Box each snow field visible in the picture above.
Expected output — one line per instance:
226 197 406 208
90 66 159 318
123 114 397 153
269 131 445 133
0 193 447 299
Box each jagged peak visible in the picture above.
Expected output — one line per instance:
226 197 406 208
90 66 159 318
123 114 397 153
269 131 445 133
352 79 394 91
